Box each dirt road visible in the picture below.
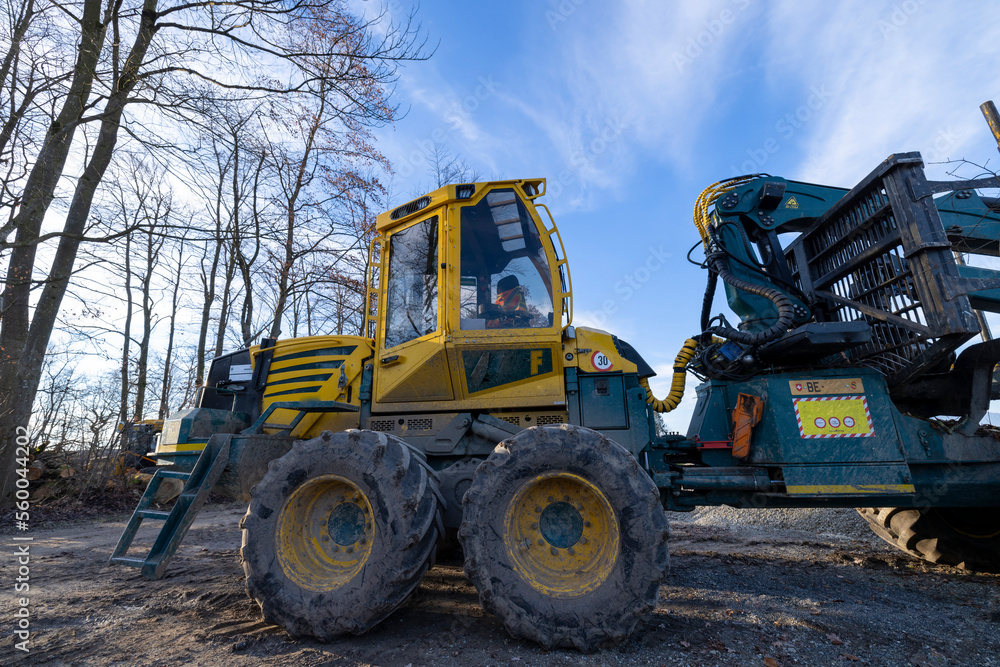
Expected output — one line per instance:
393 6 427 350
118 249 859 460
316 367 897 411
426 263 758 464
2 503 998 666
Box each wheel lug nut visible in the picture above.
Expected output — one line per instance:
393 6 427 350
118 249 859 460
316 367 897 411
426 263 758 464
568 548 575 555
535 506 542 513
346 547 354 554
584 521 591 527
531 522 538 530
550 547 558 556
322 535 329 542
580 537 588 545
563 495 569 502
538 539 544 546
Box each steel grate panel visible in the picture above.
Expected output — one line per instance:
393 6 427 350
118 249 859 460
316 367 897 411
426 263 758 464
785 153 979 384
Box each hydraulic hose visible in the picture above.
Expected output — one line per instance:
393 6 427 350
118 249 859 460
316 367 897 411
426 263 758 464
640 338 698 413
700 271 717 337
693 175 761 249
693 176 794 347
706 252 794 346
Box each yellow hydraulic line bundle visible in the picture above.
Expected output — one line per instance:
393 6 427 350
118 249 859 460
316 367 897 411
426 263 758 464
693 175 760 248
640 338 699 413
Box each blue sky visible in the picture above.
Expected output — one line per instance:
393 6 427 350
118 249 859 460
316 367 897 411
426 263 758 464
373 0 1000 429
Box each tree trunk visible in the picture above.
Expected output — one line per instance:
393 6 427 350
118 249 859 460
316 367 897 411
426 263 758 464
0 0 159 501
119 232 133 427
159 240 185 419
0 0 108 499
214 247 236 356
134 228 160 420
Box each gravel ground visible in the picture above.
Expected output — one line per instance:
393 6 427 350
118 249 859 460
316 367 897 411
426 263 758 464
685 506 882 542
2 503 997 666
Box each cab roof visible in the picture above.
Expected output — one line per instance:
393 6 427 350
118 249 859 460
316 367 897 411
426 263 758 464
375 178 547 232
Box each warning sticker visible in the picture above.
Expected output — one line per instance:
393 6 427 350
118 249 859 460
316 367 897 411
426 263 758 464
785 196 799 209
590 350 613 371
794 396 873 438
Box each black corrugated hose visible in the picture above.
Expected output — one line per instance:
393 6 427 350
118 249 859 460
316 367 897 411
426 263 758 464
705 252 793 346
700 270 717 337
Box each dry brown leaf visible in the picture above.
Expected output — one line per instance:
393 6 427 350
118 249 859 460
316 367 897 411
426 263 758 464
763 658 780 667
827 633 844 645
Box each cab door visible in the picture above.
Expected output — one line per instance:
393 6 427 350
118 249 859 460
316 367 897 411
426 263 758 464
373 212 454 407
445 187 566 410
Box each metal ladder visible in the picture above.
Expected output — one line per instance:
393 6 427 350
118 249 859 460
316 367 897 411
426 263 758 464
109 436 231 580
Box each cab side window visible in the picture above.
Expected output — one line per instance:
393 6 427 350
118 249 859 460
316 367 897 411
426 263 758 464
459 191 554 330
384 216 439 348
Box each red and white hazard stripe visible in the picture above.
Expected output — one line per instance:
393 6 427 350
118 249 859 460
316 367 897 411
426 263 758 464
793 396 873 439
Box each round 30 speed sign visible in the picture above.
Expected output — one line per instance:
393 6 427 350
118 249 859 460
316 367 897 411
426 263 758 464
591 350 613 371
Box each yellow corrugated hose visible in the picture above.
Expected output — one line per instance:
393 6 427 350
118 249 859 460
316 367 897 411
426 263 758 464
640 338 699 413
693 175 760 248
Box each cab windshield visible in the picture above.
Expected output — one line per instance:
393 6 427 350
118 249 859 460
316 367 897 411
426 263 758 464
459 190 554 330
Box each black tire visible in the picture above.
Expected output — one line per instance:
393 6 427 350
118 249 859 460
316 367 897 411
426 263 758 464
459 424 669 651
858 507 1000 572
240 430 444 639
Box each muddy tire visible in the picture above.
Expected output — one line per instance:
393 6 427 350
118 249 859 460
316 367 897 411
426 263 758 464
240 430 444 639
459 424 669 651
858 507 1000 572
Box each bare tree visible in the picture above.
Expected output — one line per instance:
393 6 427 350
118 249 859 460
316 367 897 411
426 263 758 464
157 235 186 419
425 142 481 189
0 0 427 501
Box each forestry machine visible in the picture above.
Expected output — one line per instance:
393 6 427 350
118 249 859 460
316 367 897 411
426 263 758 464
112 106 1000 651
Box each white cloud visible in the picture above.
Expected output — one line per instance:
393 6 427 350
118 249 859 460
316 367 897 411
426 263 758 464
513 0 767 208
761 1 1000 184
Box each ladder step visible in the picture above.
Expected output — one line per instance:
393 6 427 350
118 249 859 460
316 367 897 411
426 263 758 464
110 556 147 567
110 436 232 580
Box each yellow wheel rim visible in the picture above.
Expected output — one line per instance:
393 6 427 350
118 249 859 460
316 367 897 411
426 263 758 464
276 474 375 592
503 472 619 598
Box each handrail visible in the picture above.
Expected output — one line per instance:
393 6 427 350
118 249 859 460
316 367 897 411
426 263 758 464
536 202 573 328
363 237 381 341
